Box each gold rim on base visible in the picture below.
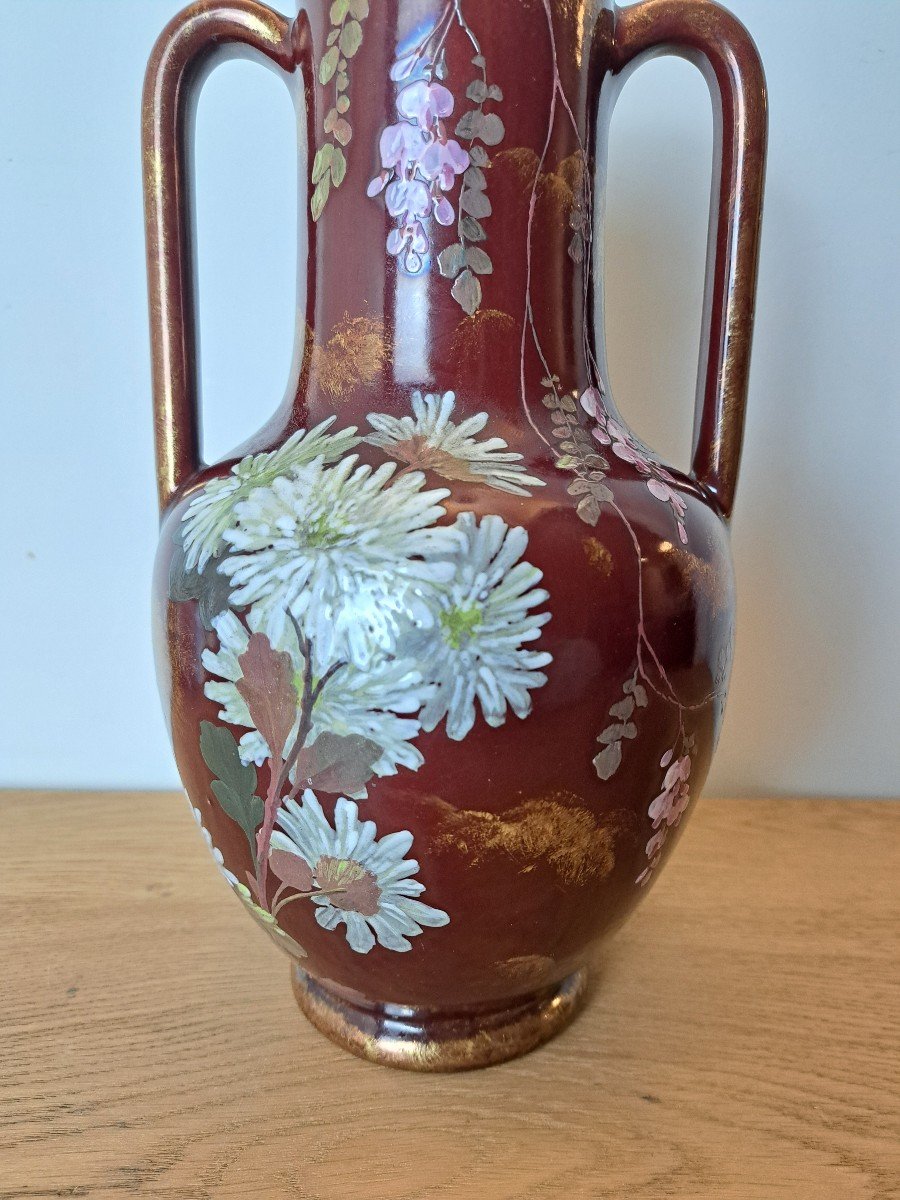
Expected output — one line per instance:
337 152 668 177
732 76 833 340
291 965 589 1072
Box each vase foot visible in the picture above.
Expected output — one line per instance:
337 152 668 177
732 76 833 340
291 965 588 1072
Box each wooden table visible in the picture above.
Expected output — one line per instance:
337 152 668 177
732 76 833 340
2 792 898 1199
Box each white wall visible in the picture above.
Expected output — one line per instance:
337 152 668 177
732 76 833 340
2 0 898 796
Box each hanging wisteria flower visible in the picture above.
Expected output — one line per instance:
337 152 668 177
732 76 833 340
396 512 552 741
190 806 307 958
202 608 430 781
181 419 361 571
366 391 545 496
218 455 462 669
271 792 450 953
367 65 469 275
636 749 693 886
580 387 688 545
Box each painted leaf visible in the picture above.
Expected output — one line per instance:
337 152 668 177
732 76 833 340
472 54 486 68
319 46 339 85
269 849 314 893
466 79 488 103
577 495 602 525
463 165 487 191
336 70 349 91
326 26 341 46
292 732 381 796
324 107 339 134
609 696 635 721
599 722 638 743
461 187 492 219
465 247 492 274
336 94 350 114
437 242 466 279
488 84 503 101
451 268 482 316
311 143 334 184
330 145 347 185
235 633 298 763
455 110 483 141
339 19 363 58
348 0 368 16
311 175 330 221
460 215 486 242
468 144 489 167
332 118 352 146
168 540 231 631
199 721 264 857
633 684 649 708
329 0 349 21
479 113 505 146
593 741 622 781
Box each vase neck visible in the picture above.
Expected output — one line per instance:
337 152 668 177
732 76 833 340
282 0 615 432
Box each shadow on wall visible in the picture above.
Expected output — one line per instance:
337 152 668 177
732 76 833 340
599 117 864 797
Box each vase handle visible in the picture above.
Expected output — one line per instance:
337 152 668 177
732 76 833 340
611 0 767 519
142 0 299 516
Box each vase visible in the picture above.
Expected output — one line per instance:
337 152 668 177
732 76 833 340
143 0 766 1070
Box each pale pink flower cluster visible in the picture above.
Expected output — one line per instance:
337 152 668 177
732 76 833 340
367 70 469 275
580 388 688 545
636 748 692 886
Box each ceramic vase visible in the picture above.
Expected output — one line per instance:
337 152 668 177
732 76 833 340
144 0 766 1069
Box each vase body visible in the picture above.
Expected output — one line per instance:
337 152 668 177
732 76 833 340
146 0 766 1068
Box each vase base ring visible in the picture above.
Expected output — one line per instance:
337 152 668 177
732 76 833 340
291 965 588 1072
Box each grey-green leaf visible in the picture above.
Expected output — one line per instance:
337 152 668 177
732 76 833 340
479 113 505 146
330 145 347 186
437 242 467 279
450 267 482 316
461 187 492 219
593 741 622 781
466 79 488 103
468 144 489 167
310 174 330 221
463 165 487 191
465 246 492 274
455 110 484 141
460 215 486 242
199 721 263 857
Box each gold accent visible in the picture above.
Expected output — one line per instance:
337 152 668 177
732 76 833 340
671 546 732 618
308 314 389 400
496 954 558 986
433 792 621 887
448 309 516 368
292 965 588 1071
583 536 613 577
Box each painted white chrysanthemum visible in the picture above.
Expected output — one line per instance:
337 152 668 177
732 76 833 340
271 791 449 954
181 418 361 571
219 456 462 668
189 805 307 959
202 608 430 782
365 390 544 495
398 512 552 741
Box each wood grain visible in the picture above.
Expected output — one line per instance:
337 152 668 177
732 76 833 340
1 792 898 1199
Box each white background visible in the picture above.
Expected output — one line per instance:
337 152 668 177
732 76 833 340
2 0 898 796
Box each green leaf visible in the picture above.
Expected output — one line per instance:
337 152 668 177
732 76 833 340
479 113 505 146
326 27 341 46
330 145 347 186
460 187 492 219
311 174 330 221
460 215 486 242
468 144 489 167
311 143 334 183
463 165 487 191
347 0 369 16
339 18 363 58
199 721 263 857
465 246 492 274
450 268 482 316
319 46 339 85
466 79 488 103
332 117 352 146
336 70 349 91
323 107 339 134
336 93 350 113
437 242 466 279
577 495 602 525
330 0 350 20
555 454 577 469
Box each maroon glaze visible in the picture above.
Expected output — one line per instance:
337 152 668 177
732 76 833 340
145 0 766 1067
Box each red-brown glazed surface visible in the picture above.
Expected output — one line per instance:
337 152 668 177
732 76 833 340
145 0 766 1059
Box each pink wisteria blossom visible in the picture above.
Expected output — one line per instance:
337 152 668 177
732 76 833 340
580 387 689 545
636 748 693 886
368 61 469 276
